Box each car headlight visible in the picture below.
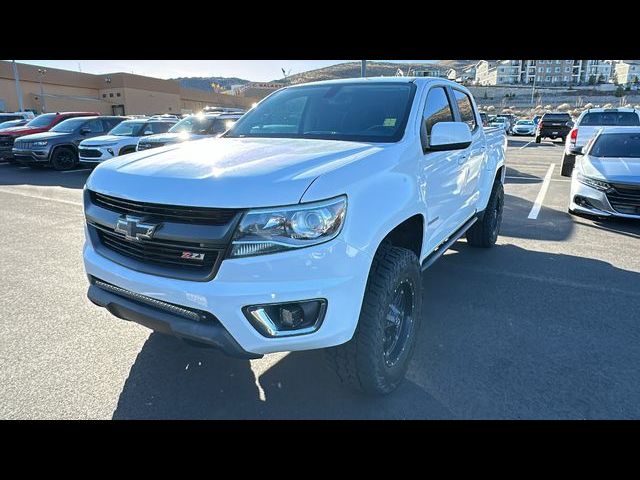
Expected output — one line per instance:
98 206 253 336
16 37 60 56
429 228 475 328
229 196 347 258
33 141 48 147
577 172 611 192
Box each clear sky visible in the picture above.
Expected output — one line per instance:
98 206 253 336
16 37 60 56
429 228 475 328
12 60 437 82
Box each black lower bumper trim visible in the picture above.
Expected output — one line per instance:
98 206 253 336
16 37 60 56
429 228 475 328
87 283 262 359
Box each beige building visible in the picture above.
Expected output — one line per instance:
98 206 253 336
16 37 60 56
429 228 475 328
233 82 286 99
0 61 257 115
614 60 640 86
475 60 614 86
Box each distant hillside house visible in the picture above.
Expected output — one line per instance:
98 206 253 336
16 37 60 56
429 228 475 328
475 60 615 86
413 66 447 78
614 60 640 86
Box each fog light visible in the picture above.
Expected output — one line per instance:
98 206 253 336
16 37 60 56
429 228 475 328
243 299 327 337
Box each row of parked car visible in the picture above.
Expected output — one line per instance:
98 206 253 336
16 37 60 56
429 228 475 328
0 107 245 170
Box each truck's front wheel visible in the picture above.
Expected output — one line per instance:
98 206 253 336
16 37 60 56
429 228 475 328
325 243 422 395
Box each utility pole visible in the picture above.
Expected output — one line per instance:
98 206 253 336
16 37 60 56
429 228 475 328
361 60 367 78
12 60 24 112
530 66 538 105
37 68 47 113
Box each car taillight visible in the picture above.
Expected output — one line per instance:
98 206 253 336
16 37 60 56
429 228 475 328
570 128 578 144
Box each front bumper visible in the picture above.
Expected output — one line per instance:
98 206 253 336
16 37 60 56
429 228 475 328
12 147 50 165
569 175 640 219
83 232 373 355
79 146 115 166
512 129 534 135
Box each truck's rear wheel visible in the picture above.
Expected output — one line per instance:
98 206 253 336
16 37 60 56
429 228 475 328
466 181 504 248
325 243 422 395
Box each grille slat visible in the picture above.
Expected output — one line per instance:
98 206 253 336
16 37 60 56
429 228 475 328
607 183 640 214
90 191 239 225
79 148 102 158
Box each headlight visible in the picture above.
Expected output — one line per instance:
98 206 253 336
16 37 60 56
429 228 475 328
577 172 611 192
229 196 347 258
33 141 48 147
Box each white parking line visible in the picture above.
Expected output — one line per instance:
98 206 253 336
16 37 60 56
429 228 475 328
519 140 535 150
59 168 91 174
527 163 555 220
0 188 82 207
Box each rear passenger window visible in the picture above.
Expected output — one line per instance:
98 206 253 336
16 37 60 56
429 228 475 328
453 89 477 132
423 87 454 135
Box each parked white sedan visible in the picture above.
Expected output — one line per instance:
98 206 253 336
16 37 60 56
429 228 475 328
512 120 536 136
569 126 640 219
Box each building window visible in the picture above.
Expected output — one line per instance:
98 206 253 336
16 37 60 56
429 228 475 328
545 76 551 81
565 67 571 73
564 76 569 81
555 67 561 73
116 93 121 97
546 67 551 73
102 94 106 98
109 93 114 98
538 67 543 73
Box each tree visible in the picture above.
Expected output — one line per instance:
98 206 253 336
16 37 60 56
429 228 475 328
588 75 596 85
615 85 625 97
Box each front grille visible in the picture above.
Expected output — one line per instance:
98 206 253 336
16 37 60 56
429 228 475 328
93 223 219 272
0 136 14 147
607 183 640 215
79 148 102 158
90 191 239 225
14 141 32 149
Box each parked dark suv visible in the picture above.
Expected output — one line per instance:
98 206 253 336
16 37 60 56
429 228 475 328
13 116 125 170
535 112 573 143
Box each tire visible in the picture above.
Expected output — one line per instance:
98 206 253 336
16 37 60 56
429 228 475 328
118 146 136 156
467 180 504 248
561 153 576 177
51 147 77 171
325 243 422 395
535 136 541 143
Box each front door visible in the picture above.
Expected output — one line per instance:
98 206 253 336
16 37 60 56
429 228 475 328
112 104 125 116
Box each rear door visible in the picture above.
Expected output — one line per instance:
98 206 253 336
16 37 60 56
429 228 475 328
449 87 485 222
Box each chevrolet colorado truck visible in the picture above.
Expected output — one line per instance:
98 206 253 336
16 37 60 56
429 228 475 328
83 78 506 395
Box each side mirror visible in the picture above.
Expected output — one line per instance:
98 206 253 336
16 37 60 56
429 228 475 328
423 122 472 152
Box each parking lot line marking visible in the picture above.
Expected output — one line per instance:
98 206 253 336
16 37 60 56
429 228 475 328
59 168 91 174
0 188 82 207
527 163 555 220
519 141 535 150
17 166 30 169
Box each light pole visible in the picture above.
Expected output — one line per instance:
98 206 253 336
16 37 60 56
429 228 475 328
361 60 367 78
530 64 538 105
37 68 47 113
12 61 24 112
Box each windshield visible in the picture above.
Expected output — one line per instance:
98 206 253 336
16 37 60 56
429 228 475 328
169 115 230 135
0 120 24 129
26 113 56 128
517 120 533 125
225 82 416 142
580 112 640 126
109 121 147 136
590 132 640 158
51 118 88 133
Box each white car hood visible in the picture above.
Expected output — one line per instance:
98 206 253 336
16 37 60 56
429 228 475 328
81 135 133 146
87 136 385 208
582 154 640 184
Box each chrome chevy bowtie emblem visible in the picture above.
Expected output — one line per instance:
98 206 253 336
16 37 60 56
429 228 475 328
114 215 159 241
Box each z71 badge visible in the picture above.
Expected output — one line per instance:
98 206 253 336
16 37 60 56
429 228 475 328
181 251 205 261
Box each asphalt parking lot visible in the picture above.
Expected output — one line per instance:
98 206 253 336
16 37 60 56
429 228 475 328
1 136 640 419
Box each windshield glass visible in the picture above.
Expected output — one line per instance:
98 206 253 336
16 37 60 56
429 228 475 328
51 118 88 133
225 82 416 142
26 113 56 128
590 132 640 158
169 115 230 135
0 120 24 129
109 121 146 136
517 120 533 125
580 112 640 126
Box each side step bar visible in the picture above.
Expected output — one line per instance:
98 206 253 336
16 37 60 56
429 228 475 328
421 216 478 271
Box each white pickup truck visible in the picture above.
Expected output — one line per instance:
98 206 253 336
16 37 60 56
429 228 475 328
82 77 506 395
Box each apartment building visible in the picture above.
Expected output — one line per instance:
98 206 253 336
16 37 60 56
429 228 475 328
474 60 614 86
614 60 640 86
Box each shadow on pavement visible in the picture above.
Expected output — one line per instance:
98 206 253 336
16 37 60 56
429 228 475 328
113 243 640 419
0 163 91 189
501 193 574 241
571 216 640 240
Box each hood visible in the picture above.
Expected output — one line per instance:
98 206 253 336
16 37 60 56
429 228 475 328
15 131 71 142
582 154 640 184
81 135 128 146
141 132 189 143
0 125 48 137
87 137 386 208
